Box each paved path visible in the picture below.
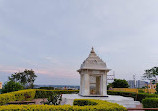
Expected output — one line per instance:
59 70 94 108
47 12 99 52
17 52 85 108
128 104 144 111
32 98 48 105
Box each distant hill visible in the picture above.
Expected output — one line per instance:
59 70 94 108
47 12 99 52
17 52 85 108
34 85 80 89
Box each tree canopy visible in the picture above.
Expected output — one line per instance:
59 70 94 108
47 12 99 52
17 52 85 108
143 67 158 81
9 69 37 89
1 81 23 93
111 79 129 88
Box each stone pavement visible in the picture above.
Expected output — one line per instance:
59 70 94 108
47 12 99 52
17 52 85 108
62 94 141 108
32 98 48 105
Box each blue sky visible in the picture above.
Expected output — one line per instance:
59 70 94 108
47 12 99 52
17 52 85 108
0 0 158 85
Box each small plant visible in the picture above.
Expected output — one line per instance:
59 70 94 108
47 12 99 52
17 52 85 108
43 94 62 105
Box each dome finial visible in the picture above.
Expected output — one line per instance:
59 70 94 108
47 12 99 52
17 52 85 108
91 47 95 53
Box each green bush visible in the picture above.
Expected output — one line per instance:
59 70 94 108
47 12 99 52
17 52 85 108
44 94 62 105
39 87 54 90
0 89 79 105
0 99 127 111
138 89 145 93
73 99 127 111
0 89 36 105
35 89 79 98
156 83 158 94
73 99 97 106
1 81 24 93
107 90 158 102
142 98 158 109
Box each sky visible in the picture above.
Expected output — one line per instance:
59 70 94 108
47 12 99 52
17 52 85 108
0 0 158 85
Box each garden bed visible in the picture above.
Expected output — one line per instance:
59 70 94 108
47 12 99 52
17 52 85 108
0 99 127 111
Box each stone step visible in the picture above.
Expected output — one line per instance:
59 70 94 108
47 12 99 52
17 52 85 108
61 94 141 108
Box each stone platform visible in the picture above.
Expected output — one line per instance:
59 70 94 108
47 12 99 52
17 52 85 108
61 94 140 108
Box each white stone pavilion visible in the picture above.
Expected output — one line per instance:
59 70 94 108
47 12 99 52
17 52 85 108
77 48 111 96
62 48 141 108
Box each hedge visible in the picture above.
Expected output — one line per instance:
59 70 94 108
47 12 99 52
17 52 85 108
107 90 158 102
0 89 36 105
35 89 79 98
0 99 127 111
73 99 97 106
142 98 158 109
0 89 79 105
2 89 158 106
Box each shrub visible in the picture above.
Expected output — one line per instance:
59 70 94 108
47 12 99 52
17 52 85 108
156 83 158 94
0 89 36 105
39 87 54 90
35 89 79 98
44 94 62 105
142 98 158 108
0 99 127 111
73 99 127 111
1 81 24 93
107 90 158 102
0 104 73 111
0 89 79 105
73 99 97 106
138 89 145 93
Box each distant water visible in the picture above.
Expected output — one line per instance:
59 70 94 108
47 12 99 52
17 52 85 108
34 85 80 89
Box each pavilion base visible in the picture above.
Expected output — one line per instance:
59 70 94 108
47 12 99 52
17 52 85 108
78 94 108 97
61 94 141 108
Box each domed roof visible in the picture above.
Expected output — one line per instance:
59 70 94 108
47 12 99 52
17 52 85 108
79 47 110 71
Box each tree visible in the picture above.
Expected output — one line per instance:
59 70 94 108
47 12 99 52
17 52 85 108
156 83 158 94
39 87 55 90
143 67 158 81
9 69 37 89
143 67 158 93
1 81 24 93
112 79 129 88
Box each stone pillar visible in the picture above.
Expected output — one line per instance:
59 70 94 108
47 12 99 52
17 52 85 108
79 74 82 95
81 74 84 95
100 75 103 95
102 72 107 96
83 74 90 95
